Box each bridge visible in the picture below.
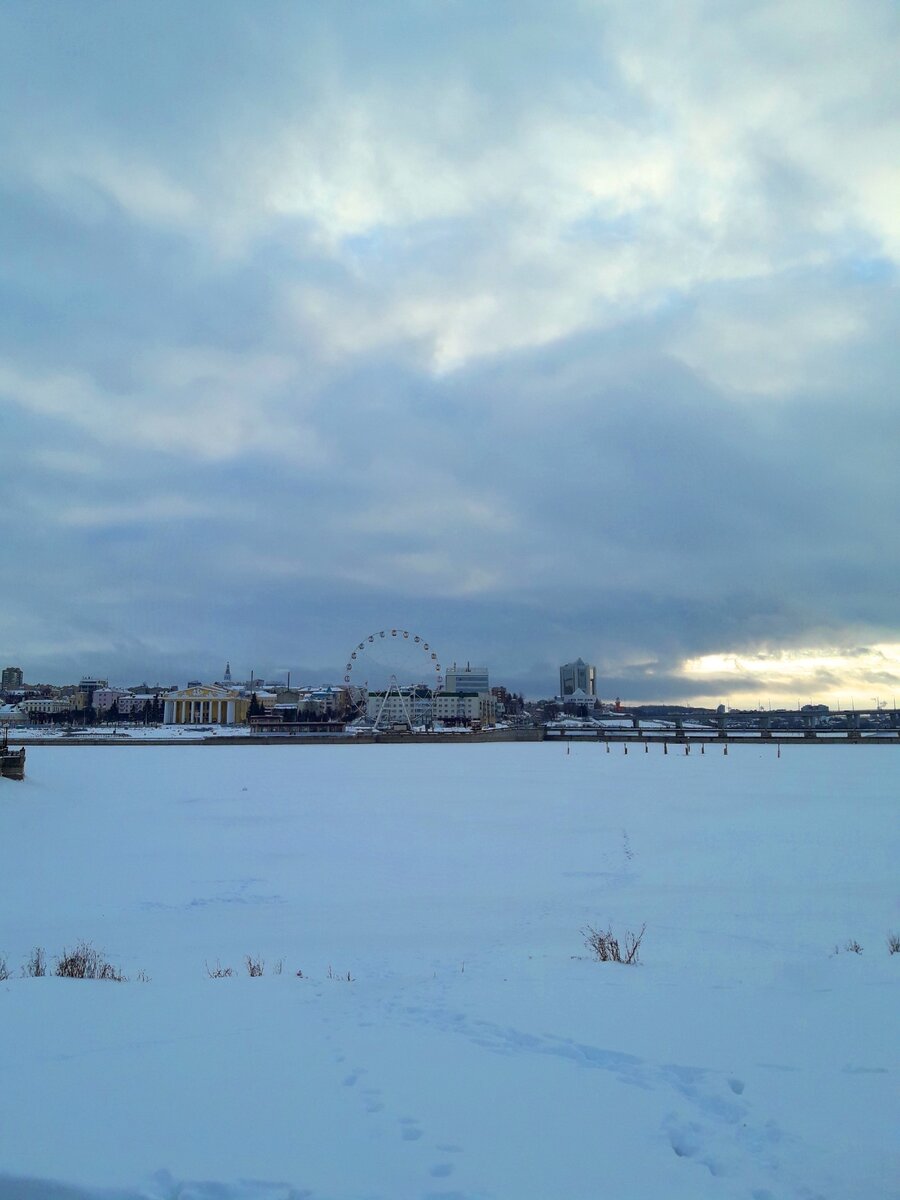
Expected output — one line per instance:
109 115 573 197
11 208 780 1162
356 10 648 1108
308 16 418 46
545 706 900 744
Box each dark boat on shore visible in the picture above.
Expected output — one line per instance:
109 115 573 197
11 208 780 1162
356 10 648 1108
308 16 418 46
0 729 25 780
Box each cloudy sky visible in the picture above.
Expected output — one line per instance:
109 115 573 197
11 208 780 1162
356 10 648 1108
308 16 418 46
1 0 898 704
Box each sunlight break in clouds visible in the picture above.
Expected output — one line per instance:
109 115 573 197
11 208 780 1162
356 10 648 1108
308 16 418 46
680 644 900 708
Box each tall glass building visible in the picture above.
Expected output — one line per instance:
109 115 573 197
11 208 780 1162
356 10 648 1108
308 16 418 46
559 659 596 697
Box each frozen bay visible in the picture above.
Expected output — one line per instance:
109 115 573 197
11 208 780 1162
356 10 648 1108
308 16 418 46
1 743 897 1199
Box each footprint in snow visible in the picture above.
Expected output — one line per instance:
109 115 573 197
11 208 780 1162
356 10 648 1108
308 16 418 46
667 1120 703 1159
399 1116 424 1141
727 1077 745 1094
666 1118 726 1178
362 1087 385 1113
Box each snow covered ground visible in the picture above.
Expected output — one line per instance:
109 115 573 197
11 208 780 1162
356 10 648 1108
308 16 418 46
1 743 897 1200
4 724 258 741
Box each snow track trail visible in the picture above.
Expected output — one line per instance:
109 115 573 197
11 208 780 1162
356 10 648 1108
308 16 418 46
0 744 897 1200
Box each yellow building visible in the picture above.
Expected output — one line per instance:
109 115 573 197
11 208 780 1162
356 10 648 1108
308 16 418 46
162 685 248 725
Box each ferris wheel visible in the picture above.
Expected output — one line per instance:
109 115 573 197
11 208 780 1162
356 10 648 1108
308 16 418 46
344 629 443 694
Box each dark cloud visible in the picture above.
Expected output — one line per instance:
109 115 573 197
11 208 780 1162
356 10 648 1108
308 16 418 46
0 2 898 700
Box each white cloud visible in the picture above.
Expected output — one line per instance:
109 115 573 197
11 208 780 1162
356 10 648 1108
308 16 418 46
343 491 514 537
29 144 197 228
57 497 230 529
8 3 896 379
0 351 329 466
668 293 866 396
260 88 479 239
259 2 900 372
29 448 106 477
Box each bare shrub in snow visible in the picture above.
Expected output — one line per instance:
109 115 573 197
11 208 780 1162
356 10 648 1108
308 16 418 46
245 955 265 977
272 958 283 976
0 956 9 981
887 932 900 955
22 947 47 977
832 939 865 957
326 965 353 981
583 923 645 965
206 959 233 978
55 941 127 981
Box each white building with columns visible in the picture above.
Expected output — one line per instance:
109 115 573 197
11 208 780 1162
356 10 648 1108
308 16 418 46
163 685 247 725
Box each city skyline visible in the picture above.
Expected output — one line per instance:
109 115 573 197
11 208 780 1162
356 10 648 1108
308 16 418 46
4 637 899 711
1 2 898 708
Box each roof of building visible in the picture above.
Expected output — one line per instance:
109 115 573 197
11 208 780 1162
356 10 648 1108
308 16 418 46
166 685 240 700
